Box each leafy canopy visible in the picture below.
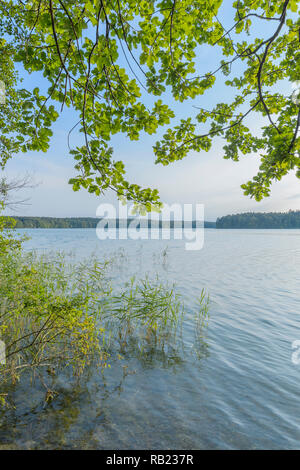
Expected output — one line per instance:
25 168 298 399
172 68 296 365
0 0 299 208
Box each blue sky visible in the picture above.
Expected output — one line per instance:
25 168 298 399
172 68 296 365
3 3 299 221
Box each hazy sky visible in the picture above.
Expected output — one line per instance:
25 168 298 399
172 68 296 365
3 5 299 221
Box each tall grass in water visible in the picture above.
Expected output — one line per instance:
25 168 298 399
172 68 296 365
102 276 184 355
0 220 210 406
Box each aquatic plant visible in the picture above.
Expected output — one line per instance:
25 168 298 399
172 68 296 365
102 275 184 354
0 213 210 407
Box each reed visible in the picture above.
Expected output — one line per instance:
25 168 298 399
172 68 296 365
0 215 210 406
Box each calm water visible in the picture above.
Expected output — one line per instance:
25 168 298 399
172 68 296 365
1 228 300 449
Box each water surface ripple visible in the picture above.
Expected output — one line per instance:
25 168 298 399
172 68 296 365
1 228 300 449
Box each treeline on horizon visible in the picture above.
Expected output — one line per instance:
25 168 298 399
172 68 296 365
7 216 216 229
6 212 300 229
216 211 300 229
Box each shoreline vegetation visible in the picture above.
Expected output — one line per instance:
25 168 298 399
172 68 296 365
0 213 210 409
4 216 216 229
4 211 300 229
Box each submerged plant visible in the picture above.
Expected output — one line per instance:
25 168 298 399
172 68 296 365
102 276 184 354
193 289 210 360
0 212 210 407
0 250 111 383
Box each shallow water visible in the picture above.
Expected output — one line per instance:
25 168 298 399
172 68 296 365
1 228 300 449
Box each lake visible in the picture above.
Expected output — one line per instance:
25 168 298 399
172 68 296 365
1 228 300 449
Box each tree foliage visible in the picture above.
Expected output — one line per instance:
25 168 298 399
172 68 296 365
0 0 299 207
217 210 300 228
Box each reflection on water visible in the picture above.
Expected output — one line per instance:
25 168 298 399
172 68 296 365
1 228 300 449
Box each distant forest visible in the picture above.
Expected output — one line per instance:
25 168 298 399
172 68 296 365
8 216 216 229
6 213 300 229
216 211 300 229
11 217 102 229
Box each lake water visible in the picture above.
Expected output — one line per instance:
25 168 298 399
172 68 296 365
1 228 300 449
